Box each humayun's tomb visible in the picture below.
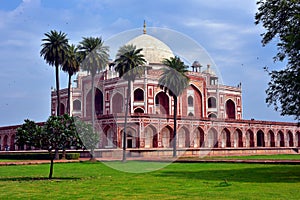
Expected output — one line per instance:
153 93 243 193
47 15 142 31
1 26 300 157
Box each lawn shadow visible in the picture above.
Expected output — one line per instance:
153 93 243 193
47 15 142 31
155 165 300 183
0 177 81 182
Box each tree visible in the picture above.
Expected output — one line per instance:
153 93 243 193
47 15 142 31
114 45 146 162
255 0 300 121
74 119 99 160
159 56 190 157
40 30 69 116
62 44 80 115
15 119 43 150
16 115 79 179
78 37 109 129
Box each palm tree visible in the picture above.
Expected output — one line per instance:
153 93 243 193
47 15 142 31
40 30 69 116
62 44 80 115
114 45 146 162
78 37 109 129
159 56 190 157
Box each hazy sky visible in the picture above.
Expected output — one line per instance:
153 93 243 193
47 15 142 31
0 0 295 126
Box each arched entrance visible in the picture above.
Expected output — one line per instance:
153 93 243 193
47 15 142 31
246 130 254 147
225 99 235 119
10 134 15 151
287 131 294 147
122 128 137 148
193 127 204 147
208 128 218 148
144 125 157 148
190 85 203 118
277 131 285 147
257 130 265 147
134 88 144 101
267 130 275 147
86 88 104 117
233 129 243 147
105 127 116 148
3 135 8 150
221 128 231 147
177 127 189 148
160 126 173 148
155 92 169 115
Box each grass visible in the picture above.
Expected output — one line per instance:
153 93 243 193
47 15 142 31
0 161 300 199
180 154 300 160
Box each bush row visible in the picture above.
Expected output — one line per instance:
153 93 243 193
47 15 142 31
0 153 80 160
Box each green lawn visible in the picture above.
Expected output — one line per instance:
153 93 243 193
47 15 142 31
0 161 300 199
182 154 300 160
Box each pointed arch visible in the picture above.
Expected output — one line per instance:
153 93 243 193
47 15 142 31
287 131 294 147
221 128 231 147
144 125 157 148
155 91 169 115
134 88 144 101
121 127 137 148
112 92 123 113
86 88 103 117
208 128 218 148
3 135 8 150
277 131 285 147
177 126 190 148
246 129 254 147
104 127 117 148
267 130 275 147
225 99 235 119
10 134 15 151
189 84 203 118
257 130 265 147
160 126 173 148
193 127 204 148
233 129 243 147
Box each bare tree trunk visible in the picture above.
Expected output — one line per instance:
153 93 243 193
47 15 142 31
55 64 60 116
62 148 66 160
91 74 95 130
55 148 59 160
49 151 54 179
173 96 177 158
67 73 72 115
122 81 131 162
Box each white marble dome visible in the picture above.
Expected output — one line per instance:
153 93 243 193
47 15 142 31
126 34 174 64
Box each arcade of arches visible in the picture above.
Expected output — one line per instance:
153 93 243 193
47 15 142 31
1 119 300 152
97 120 300 151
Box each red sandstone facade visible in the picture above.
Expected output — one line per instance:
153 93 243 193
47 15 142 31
1 31 299 156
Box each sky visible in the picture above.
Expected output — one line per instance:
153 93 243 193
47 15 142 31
0 0 296 126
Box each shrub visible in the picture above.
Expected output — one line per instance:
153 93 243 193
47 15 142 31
0 153 50 160
65 153 80 160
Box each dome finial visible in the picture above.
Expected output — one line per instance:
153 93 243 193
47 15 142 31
143 20 146 34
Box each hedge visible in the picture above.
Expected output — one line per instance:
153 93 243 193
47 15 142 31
0 153 80 160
